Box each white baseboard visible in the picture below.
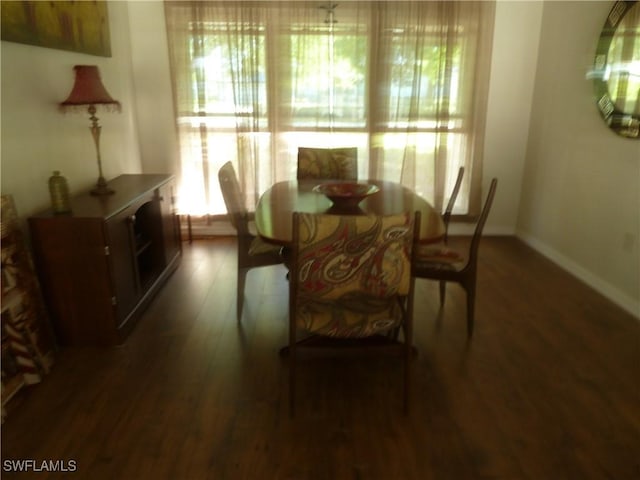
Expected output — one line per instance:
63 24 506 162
517 231 640 320
447 224 516 236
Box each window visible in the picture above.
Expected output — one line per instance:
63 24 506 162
165 1 495 218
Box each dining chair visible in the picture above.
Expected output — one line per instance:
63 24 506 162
287 211 419 415
442 166 465 244
218 161 284 322
297 147 358 181
428 166 465 304
413 178 497 338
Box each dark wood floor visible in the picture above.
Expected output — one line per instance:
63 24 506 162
2 236 639 479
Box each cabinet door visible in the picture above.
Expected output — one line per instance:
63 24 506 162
105 206 141 329
158 180 181 265
29 217 117 345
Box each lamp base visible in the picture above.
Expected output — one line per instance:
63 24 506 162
90 177 115 196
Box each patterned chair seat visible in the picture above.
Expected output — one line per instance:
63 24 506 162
413 243 465 271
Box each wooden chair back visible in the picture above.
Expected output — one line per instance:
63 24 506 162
218 161 251 236
467 178 498 269
442 166 464 243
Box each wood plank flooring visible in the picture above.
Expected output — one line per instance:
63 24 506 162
2 236 639 479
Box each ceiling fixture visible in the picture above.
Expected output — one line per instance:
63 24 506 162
319 3 338 24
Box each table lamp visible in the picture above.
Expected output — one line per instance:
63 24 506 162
59 65 121 195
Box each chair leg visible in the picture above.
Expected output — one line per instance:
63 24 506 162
465 283 476 338
439 280 446 306
237 268 247 322
403 326 411 415
289 339 296 417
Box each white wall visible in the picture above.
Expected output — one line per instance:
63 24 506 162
0 1 143 218
477 0 544 235
127 1 180 178
518 1 640 316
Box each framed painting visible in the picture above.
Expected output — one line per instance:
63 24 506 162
0 0 111 57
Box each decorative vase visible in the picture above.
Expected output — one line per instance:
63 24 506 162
48 171 71 214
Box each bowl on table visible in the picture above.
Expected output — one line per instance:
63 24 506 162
313 181 380 209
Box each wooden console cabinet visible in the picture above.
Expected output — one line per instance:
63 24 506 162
29 174 181 346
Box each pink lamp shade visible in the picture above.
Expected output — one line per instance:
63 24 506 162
59 65 121 196
59 65 121 111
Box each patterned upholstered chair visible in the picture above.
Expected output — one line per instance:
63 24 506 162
287 211 419 414
218 162 284 322
413 178 497 338
297 147 358 181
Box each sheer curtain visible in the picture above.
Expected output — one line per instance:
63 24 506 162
164 1 494 218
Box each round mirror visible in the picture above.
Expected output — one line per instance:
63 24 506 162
593 0 640 138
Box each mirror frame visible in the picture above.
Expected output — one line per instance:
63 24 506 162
593 0 639 138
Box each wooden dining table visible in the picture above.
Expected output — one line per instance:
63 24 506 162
254 179 445 246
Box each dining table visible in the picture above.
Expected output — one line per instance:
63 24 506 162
254 179 445 246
